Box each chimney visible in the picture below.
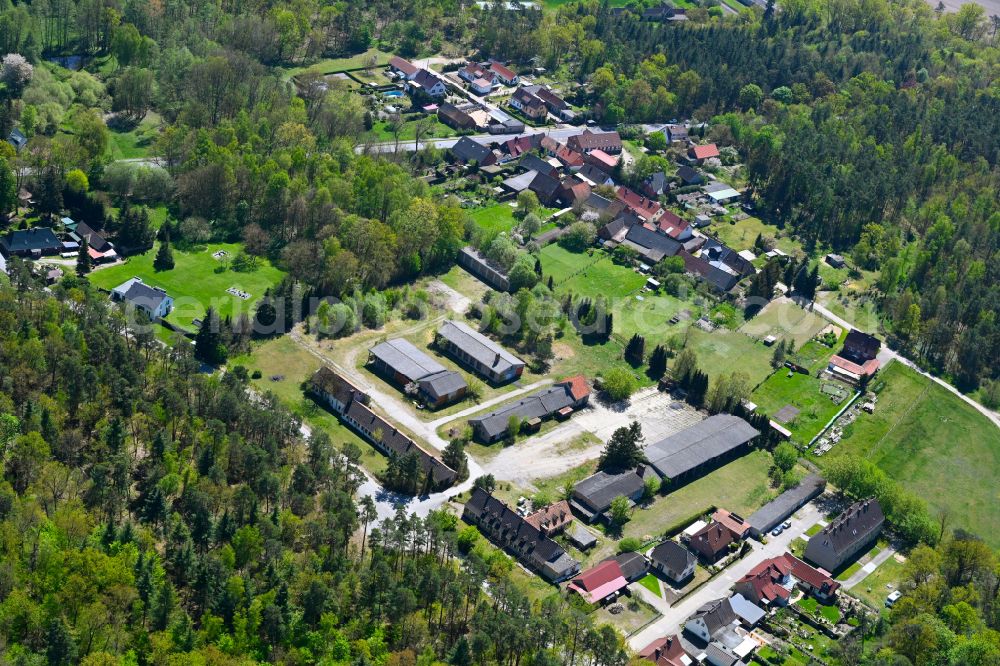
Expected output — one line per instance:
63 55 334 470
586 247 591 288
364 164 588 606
493 352 500 366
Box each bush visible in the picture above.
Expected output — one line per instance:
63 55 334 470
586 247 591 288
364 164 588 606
558 221 596 252
602 367 638 402
618 537 643 553
456 525 480 554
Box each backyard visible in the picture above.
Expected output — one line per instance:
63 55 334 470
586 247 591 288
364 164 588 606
739 299 829 348
683 327 775 387
852 554 907 609
540 245 647 299
469 204 559 237
708 216 801 256
819 361 1000 548
89 242 285 333
751 370 851 444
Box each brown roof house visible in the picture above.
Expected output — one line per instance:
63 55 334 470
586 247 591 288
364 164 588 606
568 129 622 154
712 509 751 541
510 86 548 120
525 500 573 536
804 498 884 572
688 520 734 563
639 636 691 666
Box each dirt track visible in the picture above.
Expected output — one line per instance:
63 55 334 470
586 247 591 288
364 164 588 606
929 0 1000 15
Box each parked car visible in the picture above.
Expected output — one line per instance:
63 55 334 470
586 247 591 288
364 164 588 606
886 590 902 607
782 520 792 529
771 526 784 537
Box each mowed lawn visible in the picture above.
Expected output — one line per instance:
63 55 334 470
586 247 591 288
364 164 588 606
541 245 646 298
683 327 775 387
587 450 775 564
740 299 829 348
89 243 285 332
710 216 801 256
107 112 162 160
469 204 520 236
752 371 848 444
820 361 1000 548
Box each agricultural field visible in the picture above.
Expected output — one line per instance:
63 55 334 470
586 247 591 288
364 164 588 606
739 298 828 348
89 242 285 332
751 370 851 444
819 361 1000 548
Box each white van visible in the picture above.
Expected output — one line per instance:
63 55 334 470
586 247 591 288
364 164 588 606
885 590 902 607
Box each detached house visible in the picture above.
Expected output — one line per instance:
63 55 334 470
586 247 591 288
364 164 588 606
488 60 519 86
389 56 420 80
406 69 447 98
734 553 841 607
450 136 498 165
650 540 697 584
510 86 548 120
111 277 173 320
688 143 720 164
639 636 692 666
0 228 62 258
688 521 734 563
828 330 881 383
804 498 884 572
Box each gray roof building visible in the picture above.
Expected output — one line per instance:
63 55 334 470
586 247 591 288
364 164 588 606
650 540 697 583
468 376 589 442
611 551 650 582
747 474 826 537
570 469 645 523
451 136 496 165
644 414 760 481
728 593 766 627
458 247 510 291
368 338 468 408
436 320 525 384
623 224 682 263
805 498 884 572
1 228 61 257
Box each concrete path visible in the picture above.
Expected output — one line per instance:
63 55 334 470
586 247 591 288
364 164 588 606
627 502 822 650
427 378 553 429
843 547 897 589
808 300 1000 431
631 579 672 617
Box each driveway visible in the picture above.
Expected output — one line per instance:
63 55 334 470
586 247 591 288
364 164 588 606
627 502 823 650
482 388 704 488
843 546 898 589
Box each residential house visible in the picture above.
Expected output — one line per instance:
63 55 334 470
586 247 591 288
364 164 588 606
436 319 525 383
458 246 510 291
528 171 562 206
622 224 682 263
559 177 591 206
470 77 494 95
662 124 689 144
568 559 629 604
747 475 827 538
367 338 468 408
643 3 684 21
712 508 751 541
735 553 841 607
111 277 173 320
586 149 619 172
613 552 650 582
568 129 622 154
0 228 62 258
638 636 692 666
677 250 742 292
450 136 497 165
533 85 571 116
804 498 884 572
642 171 669 199
598 217 629 244
828 329 881 383
406 69 447 97
676 165 703 186
540 135 561 156
7 128 27 151
650 540 697 584
555 144 585 170
644 415 760 484
684 598 739 644
463 487 579 582
728 593 766 628
503 134 543 160
76 222 117 263
657 210 692 241
438 103 477 130
525 500 573 536
459 62 501 91
468 375 590 442
616 186 663 221
510 86 547 120
309 368 457 489
704 181 741 204
389 56 420 80
688 143 720 164
570 469 646 523
488 60 519 86
577 164 615 187
688 521 734 563
518 153 559 178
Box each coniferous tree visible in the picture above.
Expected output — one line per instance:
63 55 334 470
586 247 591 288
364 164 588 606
648 344 668 379
76 243 91 276
194 307 226 365
153 233 175 271
624 333 646 365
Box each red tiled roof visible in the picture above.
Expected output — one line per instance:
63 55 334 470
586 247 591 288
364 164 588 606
829 355 880 377
639 636 690 666
690 143 720 159
588 149 618 168
525 500 573 532
712 508 750 539
616 186 662 219
556 145 584 166
568 560 628 603
690 520 733 556
783 553 841 594
390 56 419 76
657 211 690 239
490 61 517 81
739 553 840 602
561 375 590 402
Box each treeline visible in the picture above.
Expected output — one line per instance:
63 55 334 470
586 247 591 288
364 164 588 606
0 273 633 664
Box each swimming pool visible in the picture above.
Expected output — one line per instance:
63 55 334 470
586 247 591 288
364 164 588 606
383 90 404 98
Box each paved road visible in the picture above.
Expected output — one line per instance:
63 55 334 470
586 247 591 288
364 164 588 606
843 547 898 589
627 502 822 650
357 126 585 154
808 299 1000 431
